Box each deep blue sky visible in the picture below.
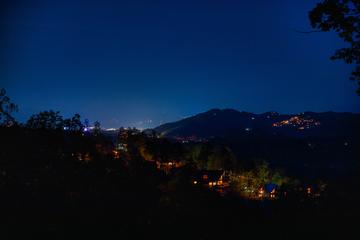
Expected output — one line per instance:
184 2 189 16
1 0 359 128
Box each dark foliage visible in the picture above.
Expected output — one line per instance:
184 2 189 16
310 0 360 94
0 126 359 239
0 88 18 126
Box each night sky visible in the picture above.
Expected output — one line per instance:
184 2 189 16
1 0 359 128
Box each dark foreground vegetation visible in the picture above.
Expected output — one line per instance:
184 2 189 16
0 124 359 240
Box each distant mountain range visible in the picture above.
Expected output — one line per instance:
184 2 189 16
154 109 360 140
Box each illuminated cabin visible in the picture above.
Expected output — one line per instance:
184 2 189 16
192 170 227 187
156 161 184 174
264 183 278 199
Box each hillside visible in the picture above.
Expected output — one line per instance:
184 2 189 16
154 108 360 140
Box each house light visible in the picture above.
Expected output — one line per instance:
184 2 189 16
258 188 264 197
193 181 198 184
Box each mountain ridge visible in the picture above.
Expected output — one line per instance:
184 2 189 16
154 108 360 139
